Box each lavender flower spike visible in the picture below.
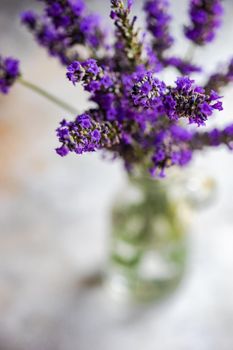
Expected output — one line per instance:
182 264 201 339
131 75 223 126
144 0 174 57
56 113 120 156
131 71 166 108
205 58 233 93
192 123 233 150
165 77 223 126
185 0 224 45
110 0 143 70
0 55 20 94
21 1 107 65
163 56 202 76
66 59 101 86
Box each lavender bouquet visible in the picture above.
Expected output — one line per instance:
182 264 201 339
1 0 233 300
1 0 232 177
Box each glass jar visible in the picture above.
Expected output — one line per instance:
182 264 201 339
106 170 215 302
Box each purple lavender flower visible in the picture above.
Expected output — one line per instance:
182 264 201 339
205 58 233 93
165 77 223 125
131 75 223 126
110 0 143 71
163 56 202 75
82 59 101 76
144 0 174 57
66 61 85 84
44 0 86 28
150 126 193 177
131 71 166 108
66 59 114 94
49 1 231 177
191 123 233 150
21 1 107 65
0 55 20 94
21 10 75 65
21 11 37 30
80 14 104 48
185 0 224 45
66 59 101 86
145 45 163 72
56 113 120 156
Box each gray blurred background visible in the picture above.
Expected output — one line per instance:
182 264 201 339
1 1 233 349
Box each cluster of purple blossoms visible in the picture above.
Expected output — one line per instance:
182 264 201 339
131 75 223 126
56 113 119 157
11 0 232 177
163 57 202 76
21 0 107 65
205 58 233 93
192 123 233 150
0 55 20 94
144 0 174 58
164 77 223 126
110 0 144 71
66 58 117 121
150 125 193 177
131 71 166 108
143 1 203 75
185 0 224 45
60 54 225 176
67 59 102 87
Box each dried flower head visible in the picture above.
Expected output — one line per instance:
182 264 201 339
0 55 20 94
185 0 224 45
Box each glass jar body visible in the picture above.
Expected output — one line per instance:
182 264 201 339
106 175 190 302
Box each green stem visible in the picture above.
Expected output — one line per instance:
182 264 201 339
18 77 78 115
